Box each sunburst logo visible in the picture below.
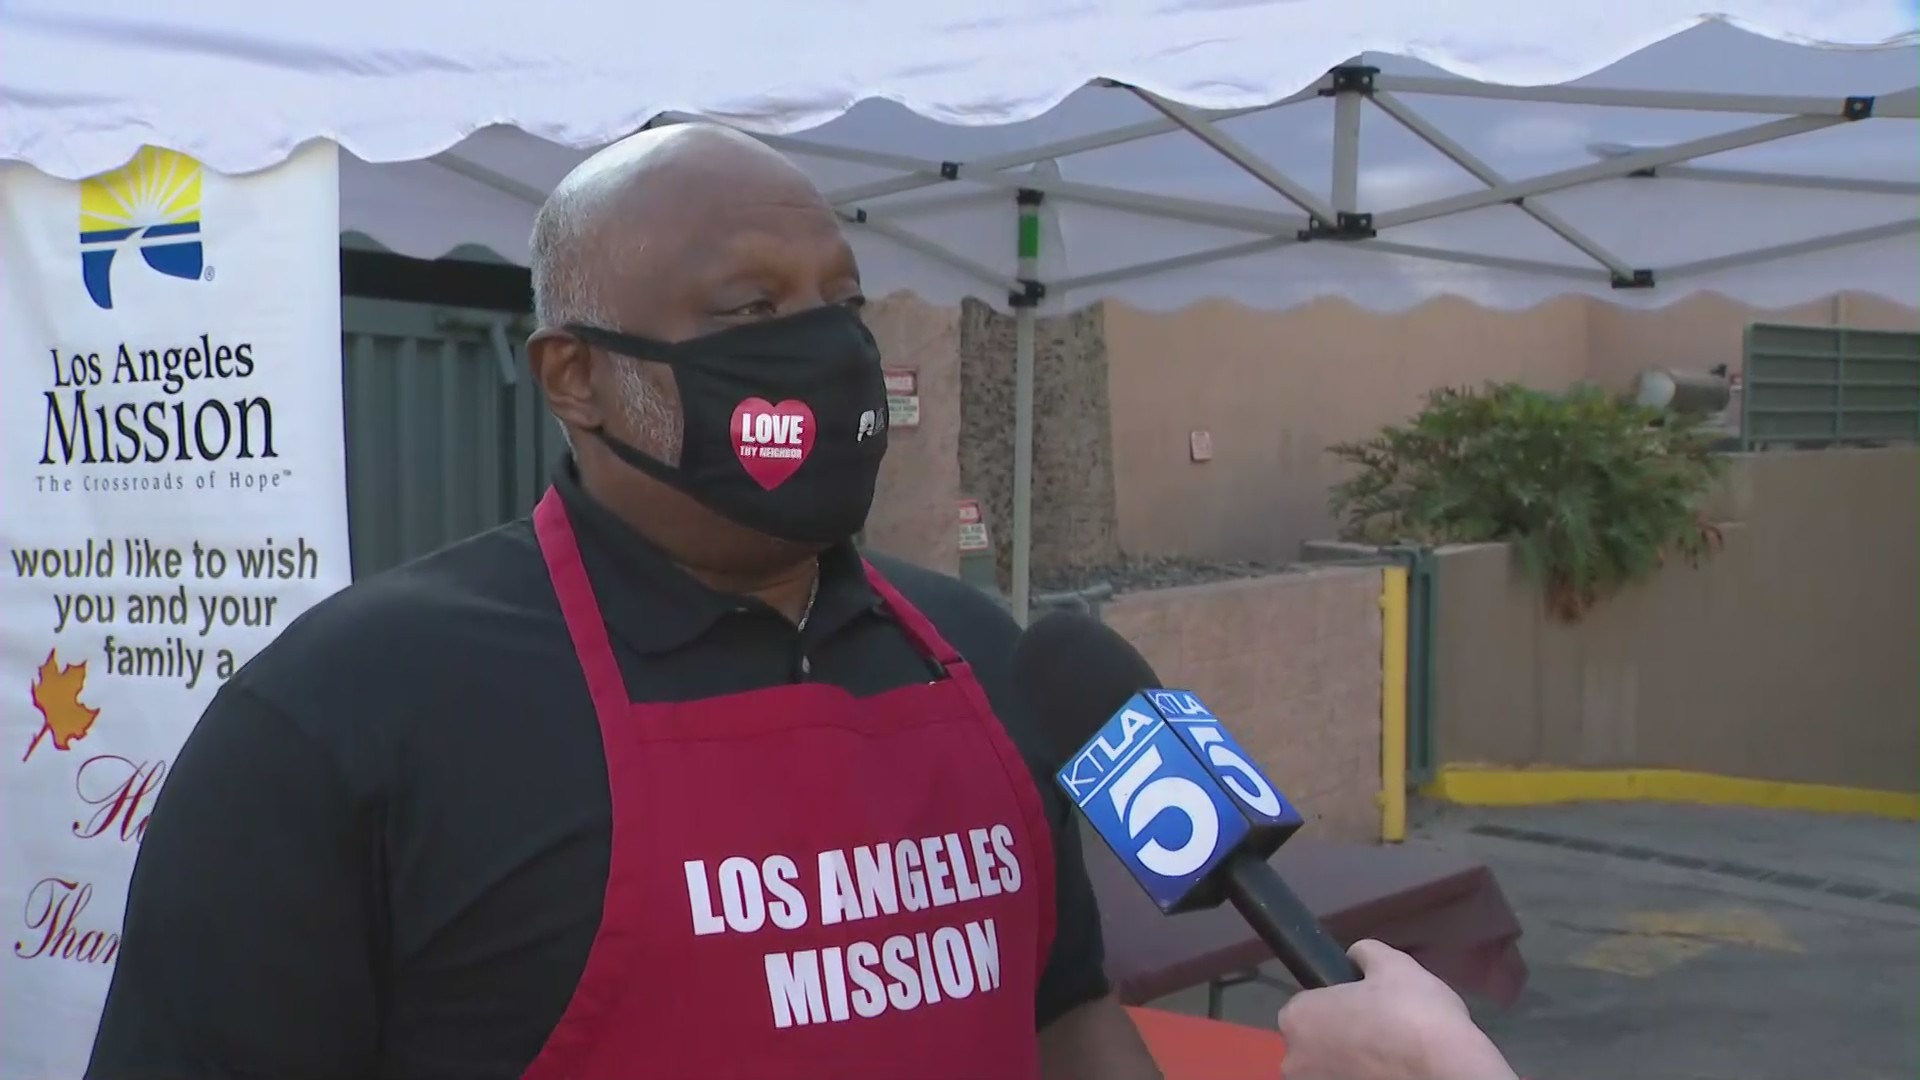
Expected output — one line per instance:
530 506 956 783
78 146 206 310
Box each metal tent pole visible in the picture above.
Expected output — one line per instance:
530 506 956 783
1330 61 1364 214
1010 188 1044 626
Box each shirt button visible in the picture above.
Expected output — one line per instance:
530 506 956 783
799 656 812 676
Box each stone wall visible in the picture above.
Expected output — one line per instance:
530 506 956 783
957 299 1121 590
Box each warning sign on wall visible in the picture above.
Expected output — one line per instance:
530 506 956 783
957 499 991 553
884 369 920 429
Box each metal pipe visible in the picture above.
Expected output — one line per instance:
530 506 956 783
1011 307 1036 626
1010 189 1044 626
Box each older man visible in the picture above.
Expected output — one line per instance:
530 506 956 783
85 125 1159 1080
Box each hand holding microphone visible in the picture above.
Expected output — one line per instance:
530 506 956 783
1011 609 1359 989
1278 940 1520 1080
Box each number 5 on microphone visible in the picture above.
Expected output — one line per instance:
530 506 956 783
1145 690 1304 834
1058 690 1303 913
1103 745 1222 879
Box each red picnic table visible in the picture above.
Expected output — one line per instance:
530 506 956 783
1090 829 1529 1015
1128 1006 1286 1079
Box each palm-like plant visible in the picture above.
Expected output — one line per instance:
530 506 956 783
1329 382 1725 620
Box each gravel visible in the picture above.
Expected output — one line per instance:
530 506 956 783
1032 553 1299 597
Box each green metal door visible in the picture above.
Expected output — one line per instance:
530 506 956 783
340 297 566 579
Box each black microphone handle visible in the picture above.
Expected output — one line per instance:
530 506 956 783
1221 848 1361 989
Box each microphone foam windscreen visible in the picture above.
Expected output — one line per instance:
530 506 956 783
1010 608 1162 766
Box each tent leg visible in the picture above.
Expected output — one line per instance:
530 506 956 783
1331 67 1363 212
1010 188 1044 627
1011 307 1035 626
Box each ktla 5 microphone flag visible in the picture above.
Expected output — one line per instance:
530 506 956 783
0 141 352 1080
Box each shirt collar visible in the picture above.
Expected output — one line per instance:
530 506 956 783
548 456 881 655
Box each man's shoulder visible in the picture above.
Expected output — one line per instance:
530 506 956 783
234 520 552 710
863 552 1017 654
863 553 1059 761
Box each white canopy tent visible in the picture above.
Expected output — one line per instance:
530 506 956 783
7 2 1916 622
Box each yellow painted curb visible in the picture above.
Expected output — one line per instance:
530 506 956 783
1424 766 1920 821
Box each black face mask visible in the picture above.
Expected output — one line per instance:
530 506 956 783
567 305 889 545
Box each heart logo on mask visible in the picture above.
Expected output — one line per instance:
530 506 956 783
731 398 817 490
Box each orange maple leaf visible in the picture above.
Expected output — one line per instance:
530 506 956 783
25 649 100 761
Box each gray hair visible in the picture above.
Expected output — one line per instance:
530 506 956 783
529 188 681 460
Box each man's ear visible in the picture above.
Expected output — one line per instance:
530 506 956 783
527 330 604 432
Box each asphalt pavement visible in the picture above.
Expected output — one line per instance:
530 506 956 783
1150 800 1920 1080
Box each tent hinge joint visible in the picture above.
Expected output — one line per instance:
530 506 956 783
1298 211 1376 241
939 161 964 180
1612 269 1656 289
1009 280 1046 308
1628 167 1657 179
1321 65 1379 96
1016 188 1045 207
1843 95 1875 120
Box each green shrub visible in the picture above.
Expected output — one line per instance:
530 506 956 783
1329 382 1724 620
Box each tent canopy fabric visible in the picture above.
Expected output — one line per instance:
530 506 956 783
5 2 1918 314
7 2 1915 621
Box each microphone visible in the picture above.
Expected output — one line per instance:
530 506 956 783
1012 609 1360 989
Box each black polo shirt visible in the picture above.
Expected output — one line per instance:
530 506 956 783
85 461 1108 1080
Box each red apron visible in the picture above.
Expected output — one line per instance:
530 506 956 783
520 489 1057 1080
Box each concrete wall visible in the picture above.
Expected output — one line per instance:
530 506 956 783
1103 567 1387 842
1104 292 1920 564
1431 448 1920 794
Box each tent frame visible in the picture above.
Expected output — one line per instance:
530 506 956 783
427 65 1920 625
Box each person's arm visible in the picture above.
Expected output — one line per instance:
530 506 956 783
1276 940 1519 1080
85 682 381 1080
1032 785 1161 1080
1039 993 1160 1080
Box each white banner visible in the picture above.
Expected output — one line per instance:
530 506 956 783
0 142 350 1079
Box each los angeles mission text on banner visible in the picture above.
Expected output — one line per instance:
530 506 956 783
0 141 350 1079
36 333 288 495
686 826 1021 1029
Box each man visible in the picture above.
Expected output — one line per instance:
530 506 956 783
1279 941 1521 1080
86 124 1160 1080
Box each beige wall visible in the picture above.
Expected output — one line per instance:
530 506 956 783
1103 567 1387 843
1585 292 1919 392
1105 292 1920 564
861 293 963 573
1432 448 1920 793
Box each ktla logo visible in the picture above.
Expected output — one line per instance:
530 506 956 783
1057 690 1299 912
78 146 210 310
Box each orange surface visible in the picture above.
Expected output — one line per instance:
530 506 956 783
1126 1006 1286 1079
